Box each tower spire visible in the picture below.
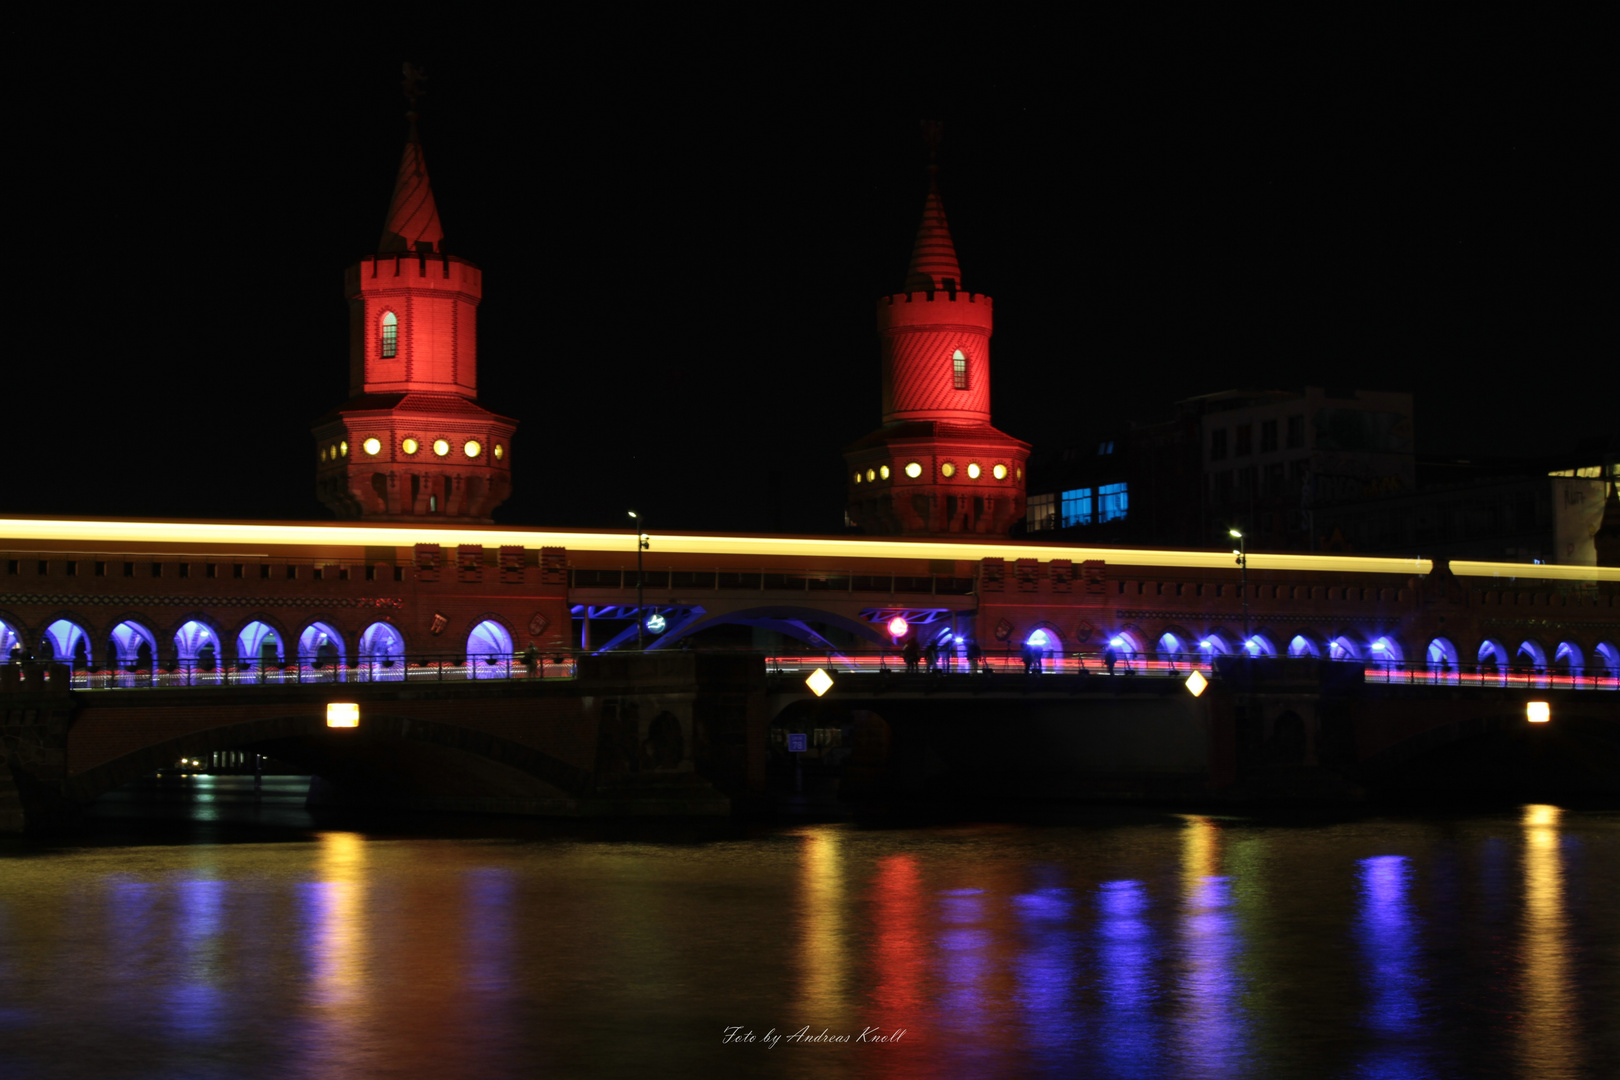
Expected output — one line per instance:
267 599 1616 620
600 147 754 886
903 120 962 292
378 63 443 253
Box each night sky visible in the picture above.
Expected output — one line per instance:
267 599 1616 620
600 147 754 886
11 11 1609 534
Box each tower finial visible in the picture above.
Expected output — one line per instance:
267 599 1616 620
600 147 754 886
903 119 961 292
402 61 427 119
379 62 443 254
921 119 943 168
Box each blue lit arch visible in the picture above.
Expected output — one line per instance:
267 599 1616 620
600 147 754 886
298 621 346 678
108 620 160 666
467 618 514 678
41 617 91 663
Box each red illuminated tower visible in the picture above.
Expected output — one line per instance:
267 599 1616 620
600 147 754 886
844 134 1029 534
313 82 516 522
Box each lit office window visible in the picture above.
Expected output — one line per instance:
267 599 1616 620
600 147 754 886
1061 488 1093 528
1098 482 1129 522
1027 493 1056 531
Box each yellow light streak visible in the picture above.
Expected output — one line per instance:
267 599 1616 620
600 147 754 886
0 516 1456 576
1451 560 1618 583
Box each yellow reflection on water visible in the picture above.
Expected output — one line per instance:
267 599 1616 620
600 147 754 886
794 826 849 1031
1520 804 1579 1079
1176 815 1242 1078
299 830 371 1075
1180 813 1220 895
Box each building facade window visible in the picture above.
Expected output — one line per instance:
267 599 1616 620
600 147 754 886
380 311 398 359
1235 424 1252 456
1097 482 1129 522
1027 493 1056 531
1260 419 1278 453
1265 462 1285 495
1061 488 1093 528
1286 414 1304 449
952 349 968 390
1210 428 1227 461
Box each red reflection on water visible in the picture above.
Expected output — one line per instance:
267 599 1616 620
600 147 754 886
868 854 934 1078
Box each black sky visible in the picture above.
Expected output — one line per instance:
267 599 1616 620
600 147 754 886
9 10 1610 533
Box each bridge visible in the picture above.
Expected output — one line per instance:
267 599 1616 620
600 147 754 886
2 516 1617 831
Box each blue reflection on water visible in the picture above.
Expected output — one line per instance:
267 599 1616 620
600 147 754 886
464 868 515 994
167 879 228 1039
1354 855 1431 1079
1177 876 1247 1079
1096 880 1161 1076
1015 882 1079 1069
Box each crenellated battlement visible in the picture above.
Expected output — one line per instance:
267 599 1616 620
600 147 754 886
877 290 994 335
347 253 483 299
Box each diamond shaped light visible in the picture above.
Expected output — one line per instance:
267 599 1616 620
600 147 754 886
1184 671 1208 697
806 668 834 697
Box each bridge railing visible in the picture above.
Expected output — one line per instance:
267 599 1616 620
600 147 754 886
3 653 580 691
760 651 1620 690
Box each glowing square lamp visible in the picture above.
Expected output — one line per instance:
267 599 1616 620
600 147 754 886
1185 670 1208 697
806 668 834 697
326 702 360 728
1526 701 1550 724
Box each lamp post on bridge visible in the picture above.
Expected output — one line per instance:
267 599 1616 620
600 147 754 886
629 511 649 651
1230 528 1250 652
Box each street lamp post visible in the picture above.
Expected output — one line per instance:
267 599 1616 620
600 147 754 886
1230 528 1249 651
629 511 649 650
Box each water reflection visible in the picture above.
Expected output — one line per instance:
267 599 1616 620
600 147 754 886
1013 873 1079 1069
296 832 370 1074
796 826 849 1033
168 878 228 1039
1520 804 1579 1080
4 811 1617 1078
1096 879 1160 1076
1354 855 1430 1078
870 854 929 1055
1175 816 1245 1078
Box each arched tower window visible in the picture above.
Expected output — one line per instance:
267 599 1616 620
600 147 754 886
380 311 398 359
952 349 968 390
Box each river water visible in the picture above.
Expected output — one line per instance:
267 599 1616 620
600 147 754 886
1 780 1616 1079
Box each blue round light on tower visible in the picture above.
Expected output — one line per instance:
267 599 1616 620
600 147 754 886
646 613 666 634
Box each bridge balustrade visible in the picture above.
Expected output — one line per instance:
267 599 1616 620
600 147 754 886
3 653 579 691
6 652 1614 693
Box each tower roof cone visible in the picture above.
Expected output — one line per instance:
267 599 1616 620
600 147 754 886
902 123 962 292
378 65 442 253
902 169 963 291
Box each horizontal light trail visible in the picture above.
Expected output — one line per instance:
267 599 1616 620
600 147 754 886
3 516 1616 582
